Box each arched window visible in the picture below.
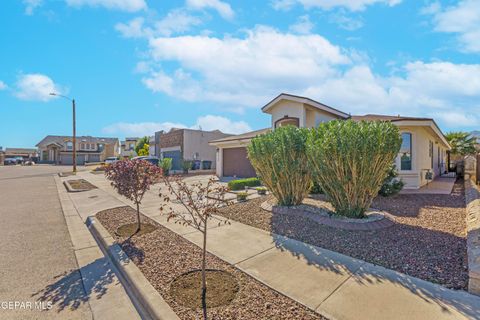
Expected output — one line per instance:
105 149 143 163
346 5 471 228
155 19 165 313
275 116 299 128
400 133 412 170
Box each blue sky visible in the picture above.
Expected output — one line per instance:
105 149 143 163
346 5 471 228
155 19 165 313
0 0 479 147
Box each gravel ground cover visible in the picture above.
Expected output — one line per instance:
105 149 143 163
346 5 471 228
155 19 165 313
217 180 468 290
96 206 326 320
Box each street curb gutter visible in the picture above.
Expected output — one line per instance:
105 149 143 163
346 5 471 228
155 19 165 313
86 216 180 320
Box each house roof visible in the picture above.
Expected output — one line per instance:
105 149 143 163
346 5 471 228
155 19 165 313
36 135 118 147
5 148 37 154
209 128 271 144
351 114 450 149
261 93 350 119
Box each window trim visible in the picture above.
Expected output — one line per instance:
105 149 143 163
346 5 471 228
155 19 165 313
274 116 300 129
399 132 413 172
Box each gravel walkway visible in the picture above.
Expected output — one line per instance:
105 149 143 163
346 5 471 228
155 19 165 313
217 180 468 290
96 206 326 320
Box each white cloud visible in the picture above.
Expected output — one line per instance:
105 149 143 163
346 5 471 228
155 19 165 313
272 0 401 11
14 74 63 102
289 15 314 34
426 0 480 53
65 0 146 12
116 10 203 39
433 111 479 127
328 9 364 30
102 115 251 136
0 81 7 90
23 0 43 15
186 0 234 19
194 115 252 133
144 26 350 108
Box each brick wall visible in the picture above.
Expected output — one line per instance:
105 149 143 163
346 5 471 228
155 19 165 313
159 130 184 149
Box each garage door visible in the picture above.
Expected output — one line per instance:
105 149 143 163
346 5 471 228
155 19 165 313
60 154 73 165
162 150 182 170
223 147 256 178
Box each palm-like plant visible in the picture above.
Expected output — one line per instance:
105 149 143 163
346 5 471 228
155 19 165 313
445 132 477 156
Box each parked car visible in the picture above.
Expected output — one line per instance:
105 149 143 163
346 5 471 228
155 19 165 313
132 156 160 166
4 158 17 165
104 157 119 164
14 157 24 164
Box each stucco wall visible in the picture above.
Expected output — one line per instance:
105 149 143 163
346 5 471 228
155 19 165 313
396 126 448 189
183 130 230 169
270 100 305 128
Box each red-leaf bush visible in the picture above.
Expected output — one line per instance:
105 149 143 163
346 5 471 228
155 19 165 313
105 159 161 231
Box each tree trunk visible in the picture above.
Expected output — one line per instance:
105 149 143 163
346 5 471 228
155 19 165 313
136 202 141 232
201 222 208 320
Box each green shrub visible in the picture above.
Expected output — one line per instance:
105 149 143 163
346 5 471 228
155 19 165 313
181 159 193 173
248 126 311 206
256 186 267 195
227 177 261 190
160 158 173 176
379 165 404 196
309 181 323 194
306 120 401 218
236 191 248 202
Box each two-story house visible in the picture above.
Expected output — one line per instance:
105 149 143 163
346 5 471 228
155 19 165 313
36 135 119 165
120 137 140 158
210 93 450 189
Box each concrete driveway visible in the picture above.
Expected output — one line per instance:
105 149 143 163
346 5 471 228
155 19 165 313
0 165 92 319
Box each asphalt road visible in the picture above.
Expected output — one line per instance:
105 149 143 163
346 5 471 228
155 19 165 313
0 165 92 319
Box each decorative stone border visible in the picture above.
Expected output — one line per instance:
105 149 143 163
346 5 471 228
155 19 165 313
464 176 480 296
87 216 180 320
261 200 395 231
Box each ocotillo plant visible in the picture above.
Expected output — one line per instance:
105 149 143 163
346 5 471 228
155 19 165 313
307 120 401 218
247 126 311 206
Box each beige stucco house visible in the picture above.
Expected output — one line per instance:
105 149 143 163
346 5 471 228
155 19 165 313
37 135 119 165
210 93 451 189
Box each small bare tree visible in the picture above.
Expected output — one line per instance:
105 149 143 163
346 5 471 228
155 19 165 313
160 176 230 319
105 159 161 232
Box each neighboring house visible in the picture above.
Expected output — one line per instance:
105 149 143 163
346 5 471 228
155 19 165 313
5 148 38 160
36 135 119 165
120 137 139 158
210 93 450 189
148 135 155 156
155 128 231 171
0 147 4 165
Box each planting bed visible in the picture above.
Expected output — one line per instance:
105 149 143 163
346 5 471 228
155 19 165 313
96 206 326 320
217 180 468 290
64 179 97 191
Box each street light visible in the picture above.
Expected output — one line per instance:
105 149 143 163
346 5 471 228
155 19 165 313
50 93 77 174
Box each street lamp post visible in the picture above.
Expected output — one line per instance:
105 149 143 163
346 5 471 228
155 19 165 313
50 93 76 174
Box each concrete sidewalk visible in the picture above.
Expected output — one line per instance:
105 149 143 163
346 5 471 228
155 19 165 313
54 175 141 320
74 171 480 320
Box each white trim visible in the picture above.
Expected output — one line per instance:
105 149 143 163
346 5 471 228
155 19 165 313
262 94 349 119
160 146 181 152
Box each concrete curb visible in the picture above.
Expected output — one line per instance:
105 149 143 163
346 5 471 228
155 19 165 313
464 176 480 296
86 216 180 320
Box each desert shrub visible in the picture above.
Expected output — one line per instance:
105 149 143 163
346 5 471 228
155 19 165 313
378 165 404 196
248 126 311 206
160 158 173 176
256 186 267 195
236 191 248 202
181 159 193 173
306 120 401 218
227 177 261 190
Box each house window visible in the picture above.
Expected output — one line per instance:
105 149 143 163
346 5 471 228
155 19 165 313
91 143 95 150
400 133 412 171
66 141 73 151
81 143 85 150
275 116 299 128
